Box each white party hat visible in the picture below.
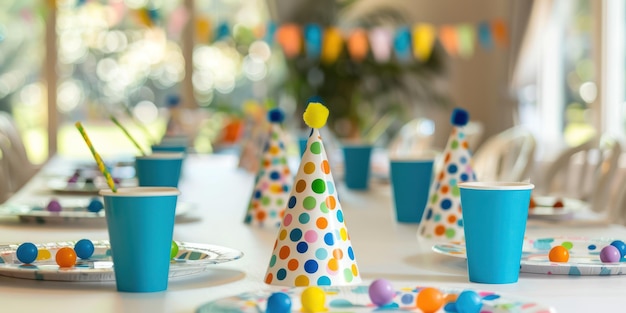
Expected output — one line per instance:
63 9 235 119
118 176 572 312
417 108 476 241
265 102 361 287
244 108 293 227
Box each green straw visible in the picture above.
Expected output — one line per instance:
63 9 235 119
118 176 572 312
75 122 117 192
110 116 147 156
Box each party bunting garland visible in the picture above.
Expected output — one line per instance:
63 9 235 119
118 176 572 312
225 19 508 62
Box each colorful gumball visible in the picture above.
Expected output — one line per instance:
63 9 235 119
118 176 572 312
548 246 569 262
600 245 621 263
455 290 482 313
87 198 104 213
74 239 94 259
301 286 326 313
56 247 77 267
368 279 395 306
46 199 62 212
416 287 444 313
610 240 626 259
16 242 38 264
170 241 179 259
266 292 291 313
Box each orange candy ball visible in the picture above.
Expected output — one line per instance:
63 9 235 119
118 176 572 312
549 246 569 262
416 287 444 313
56 247 77 268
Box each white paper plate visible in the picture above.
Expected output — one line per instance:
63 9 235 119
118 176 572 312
433 236 626 276
0 201 194 224
0 240 243 281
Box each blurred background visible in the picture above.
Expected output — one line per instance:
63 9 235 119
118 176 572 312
0 0 621 168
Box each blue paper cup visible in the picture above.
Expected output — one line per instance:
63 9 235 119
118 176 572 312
459 182 534 284
151 144 187 154
342 144 373 190
100 187 180 292
135 153 184 187
389 157 434 223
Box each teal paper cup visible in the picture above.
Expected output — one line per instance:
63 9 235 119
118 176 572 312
135 153 184 187
100 187 180 292
389 157 434 223
459 182 534 284
151 144 187 154
342 144 373 190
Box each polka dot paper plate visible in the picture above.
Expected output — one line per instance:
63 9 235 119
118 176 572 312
433 237 626 276
195 285 555 313
47 177 137 195
0 240 243 281
0 201 194 224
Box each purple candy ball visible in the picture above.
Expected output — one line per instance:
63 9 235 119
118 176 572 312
46 199 62 212
368 279 395 306
600 245 621 263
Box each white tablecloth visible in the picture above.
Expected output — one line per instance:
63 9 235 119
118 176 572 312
0 154 624 312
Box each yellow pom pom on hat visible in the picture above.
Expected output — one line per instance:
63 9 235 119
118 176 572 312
265 101 361 287
303 102 329 129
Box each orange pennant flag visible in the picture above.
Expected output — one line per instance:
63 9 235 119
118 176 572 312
347 29 369 62
439 25 458 56
321 27 344 64
412 23 436 61
276 24 302 58
492 19 509 48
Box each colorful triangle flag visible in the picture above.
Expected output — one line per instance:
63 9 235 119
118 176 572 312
457 24 475 59
439 25 458 56
321 27 344 65
347 29 369 62
412 23 436 61
369 27 393 63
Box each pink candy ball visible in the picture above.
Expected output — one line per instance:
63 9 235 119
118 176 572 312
46 199 62 212
600 245 621 263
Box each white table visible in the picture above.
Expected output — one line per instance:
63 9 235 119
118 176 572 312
0 154 624 313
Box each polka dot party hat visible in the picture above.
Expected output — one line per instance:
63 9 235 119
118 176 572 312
265 102 361 287
244 108 293 227
417 108 476 242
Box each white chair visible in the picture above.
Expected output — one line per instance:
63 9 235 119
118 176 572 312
388 118 436 158
472 126 536 182
0 112 39 192
0 135 15 202
540 134 622 214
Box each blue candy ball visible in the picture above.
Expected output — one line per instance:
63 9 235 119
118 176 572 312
87 198 104 213
74 239 94 259
455 290 482 313
16 242 38 264
450 108 470 126
610 240 626 259
268 108 285 123
266 292 291 313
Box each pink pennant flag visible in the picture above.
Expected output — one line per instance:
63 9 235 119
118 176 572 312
368 27 393 63
457 24 475 59
412 23 436 61
167 6 190 40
